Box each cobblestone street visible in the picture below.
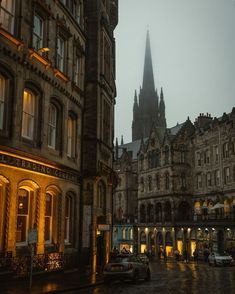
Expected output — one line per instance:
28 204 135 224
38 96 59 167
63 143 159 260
68 261 235 294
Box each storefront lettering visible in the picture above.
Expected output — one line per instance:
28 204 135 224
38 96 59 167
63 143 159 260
0 152 80 184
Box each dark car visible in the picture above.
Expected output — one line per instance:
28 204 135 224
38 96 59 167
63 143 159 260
103 254 151 283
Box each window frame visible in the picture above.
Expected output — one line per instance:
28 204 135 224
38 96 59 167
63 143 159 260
0 0 15 34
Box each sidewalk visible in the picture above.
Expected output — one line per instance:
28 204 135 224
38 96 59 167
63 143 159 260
0 269 103 294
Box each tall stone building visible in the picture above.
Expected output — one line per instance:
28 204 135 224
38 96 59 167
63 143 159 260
114 32 235 259
0 0 118 276
82 0 118 273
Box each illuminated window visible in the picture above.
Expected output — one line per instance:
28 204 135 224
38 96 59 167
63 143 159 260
67 115 76 158
16 189 29 244
57 36 65 72
32 14 44 51
0 0 15 33
130 228 133 240
21 90 35 140
48 104 57 149
44 193 53 243
0 75 6 130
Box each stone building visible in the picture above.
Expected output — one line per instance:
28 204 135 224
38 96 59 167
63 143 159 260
82 0 118 273
0 0 118 275
114 32 235 259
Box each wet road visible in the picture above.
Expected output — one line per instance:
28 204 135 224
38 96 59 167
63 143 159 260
67 262 235 294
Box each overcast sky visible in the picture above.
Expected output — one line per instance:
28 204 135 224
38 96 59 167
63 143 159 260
114 0 235 144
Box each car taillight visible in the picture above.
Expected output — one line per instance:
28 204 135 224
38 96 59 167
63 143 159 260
128 263 133 270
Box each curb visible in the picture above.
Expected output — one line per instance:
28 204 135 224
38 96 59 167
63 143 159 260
40 280 104 294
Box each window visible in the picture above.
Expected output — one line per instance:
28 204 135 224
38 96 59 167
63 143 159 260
0 75 6 130
164 146 169 165
206 172 211 186
181 173 186 189
223 142 229 158
224 167 230 184
130 228 133 240
44 193 53 243
103 37 111 81
205 149 210 164
102 99 110 145
0 0 15 33
16 189 29 244
67 115 76 158
74 55 81 86
156 174 160 190
48 104 57 149
75 1 81 24
122 228 126 239
21 90 35 140
180 149 185 163
97 182 105 211
196 152 201 166
32 14 44 51
57 36 65 72
165 173 169 190
215 170 220 186
148 176 152 191
64 196 72 243
197 174 202 189
140 177 144 192
214 146 219 162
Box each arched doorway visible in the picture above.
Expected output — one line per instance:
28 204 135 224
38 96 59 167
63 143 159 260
140 231 147 253
148 231 155 255
165 231 173 257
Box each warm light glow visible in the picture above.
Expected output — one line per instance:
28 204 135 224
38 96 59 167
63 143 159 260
97 230 101 235
191 240 196 257
166 246 173 257
38 47 50 53
177 240 183 255
140 244 147 253
145 227 148 232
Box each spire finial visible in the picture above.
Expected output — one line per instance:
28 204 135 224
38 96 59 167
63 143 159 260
121 135 124 145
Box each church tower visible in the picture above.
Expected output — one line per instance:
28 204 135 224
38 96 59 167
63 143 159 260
132 31 166 141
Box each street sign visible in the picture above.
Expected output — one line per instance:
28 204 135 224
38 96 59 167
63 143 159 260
28 229 38 244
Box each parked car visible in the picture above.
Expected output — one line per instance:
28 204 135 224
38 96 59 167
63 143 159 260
103 254 151 283
208 252 234 266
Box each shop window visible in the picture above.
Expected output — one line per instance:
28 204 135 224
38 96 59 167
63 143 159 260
16 189 30 245
0 0 15 34
44 193 53 243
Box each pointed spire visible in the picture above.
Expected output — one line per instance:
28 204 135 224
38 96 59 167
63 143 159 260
160 87 164 100
134 89 137 103
121 135 124 145
142 30 155 93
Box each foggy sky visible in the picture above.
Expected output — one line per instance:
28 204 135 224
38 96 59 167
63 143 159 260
114 0 235 144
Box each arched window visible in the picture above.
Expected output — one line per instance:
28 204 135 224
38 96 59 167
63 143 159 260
67 114 77 158
48 104 57 148
22 89 36 140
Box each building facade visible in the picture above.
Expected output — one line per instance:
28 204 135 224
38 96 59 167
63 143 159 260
82 0 118 273
114 32 235 260
0 0 118 276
